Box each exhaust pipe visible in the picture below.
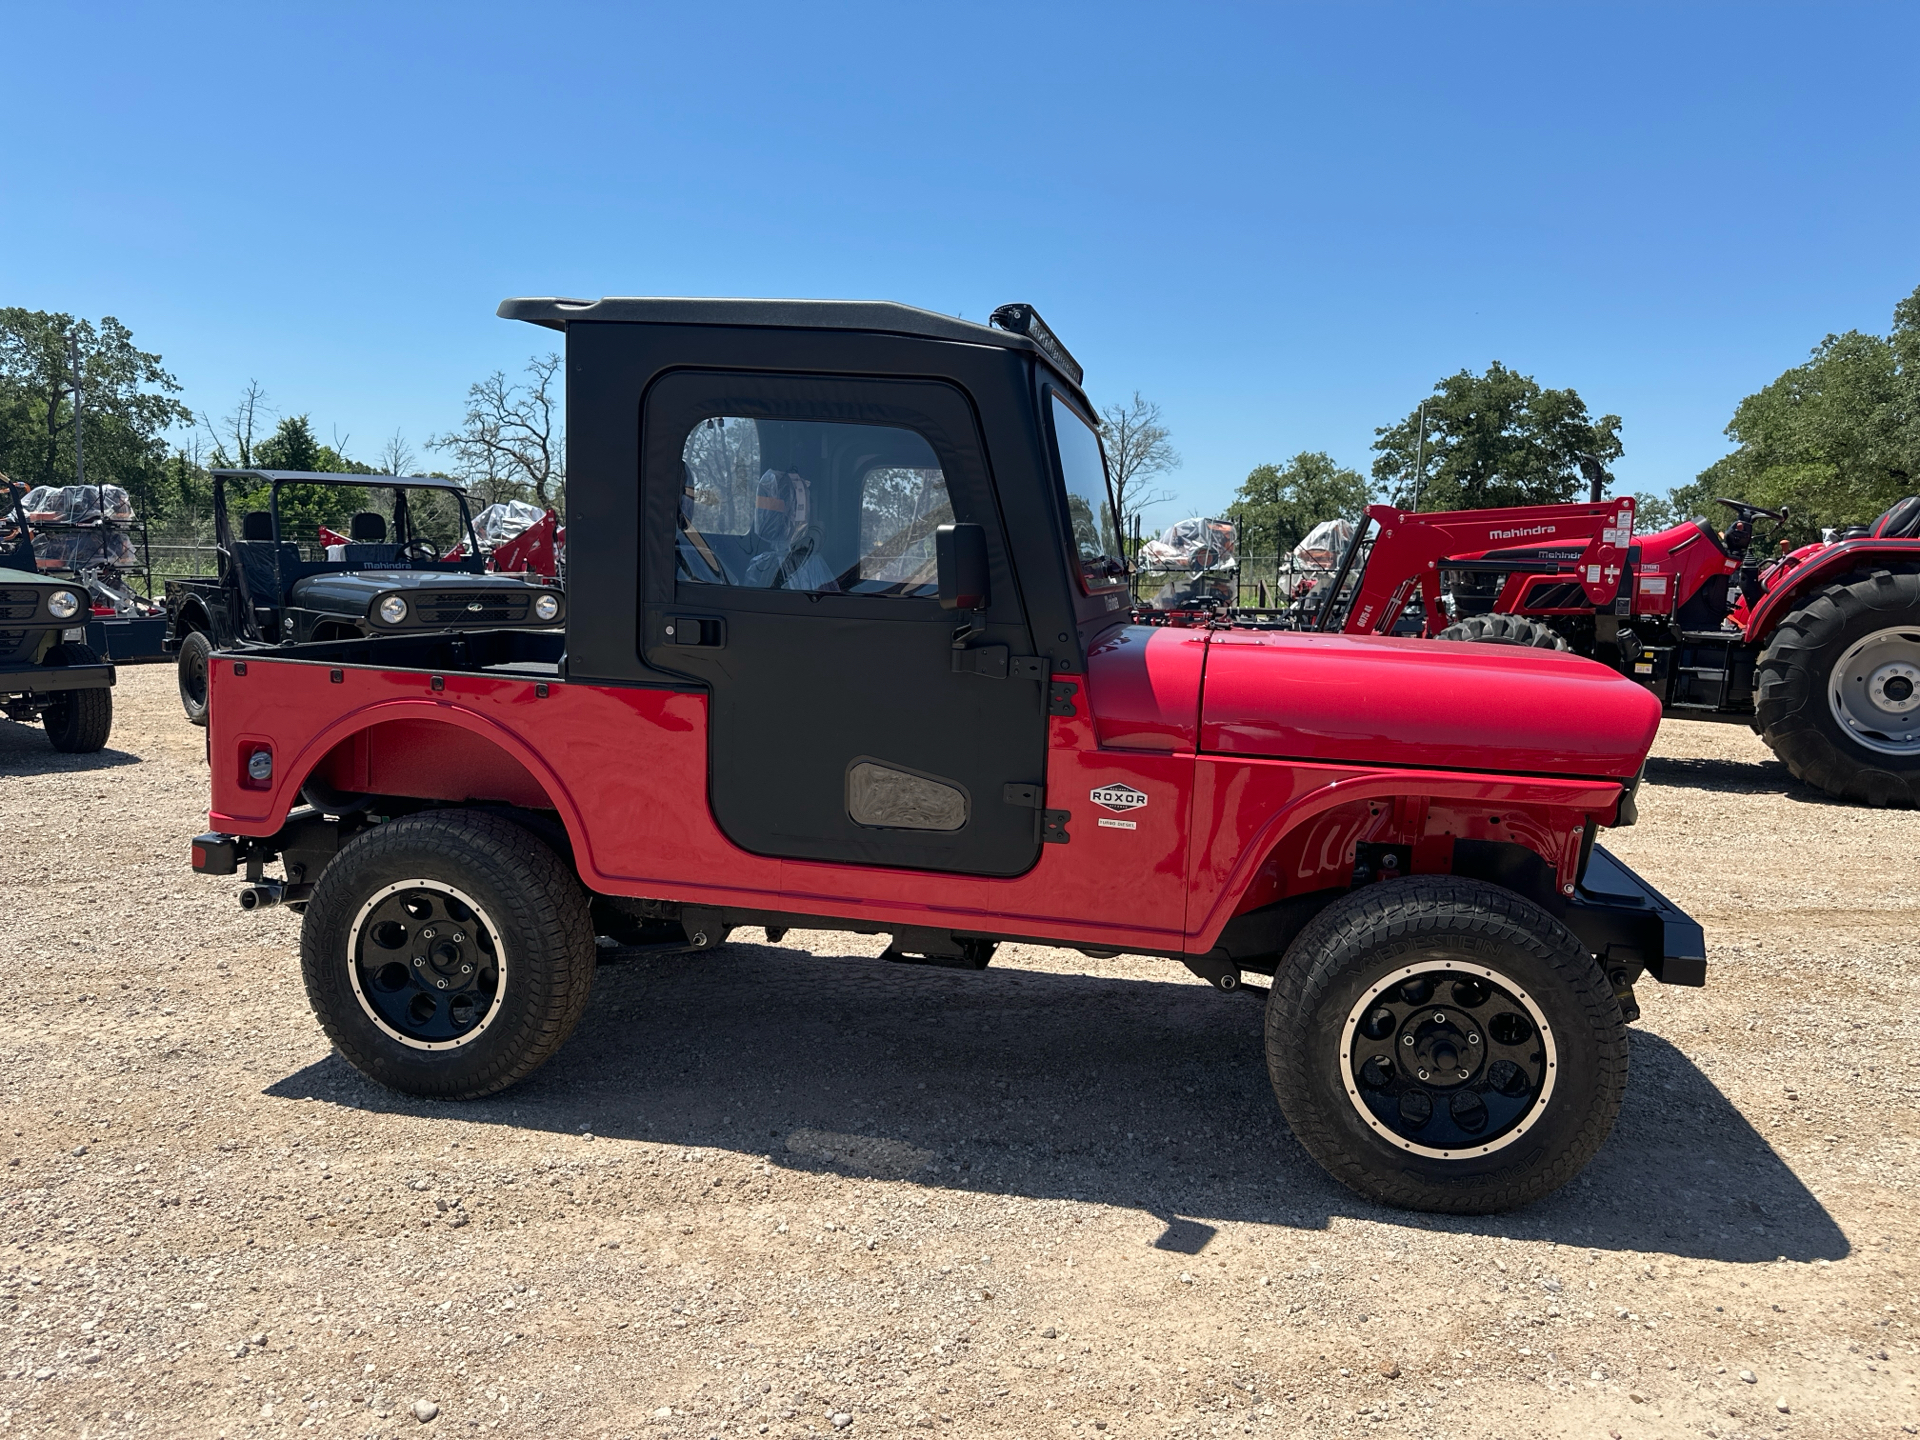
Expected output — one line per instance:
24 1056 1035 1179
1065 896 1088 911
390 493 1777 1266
238 882 284 911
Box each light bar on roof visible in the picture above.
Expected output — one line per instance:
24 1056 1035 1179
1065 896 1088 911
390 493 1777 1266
989 303 1084 387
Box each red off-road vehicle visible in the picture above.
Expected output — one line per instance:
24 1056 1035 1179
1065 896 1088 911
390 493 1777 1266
190 297 1703 1214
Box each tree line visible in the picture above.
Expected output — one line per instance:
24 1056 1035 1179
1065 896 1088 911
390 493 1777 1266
0 305 566 545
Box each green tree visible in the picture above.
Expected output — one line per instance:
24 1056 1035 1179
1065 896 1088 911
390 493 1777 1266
230 414 372 541
1372 362 1623 511
1227 451 1371 556
0 308 193 523
1671 284 1920 541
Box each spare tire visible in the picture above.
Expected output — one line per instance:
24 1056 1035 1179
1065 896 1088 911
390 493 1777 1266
1435 614 1570 650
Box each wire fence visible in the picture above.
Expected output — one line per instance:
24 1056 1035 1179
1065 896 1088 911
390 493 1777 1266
1129 555 1341 612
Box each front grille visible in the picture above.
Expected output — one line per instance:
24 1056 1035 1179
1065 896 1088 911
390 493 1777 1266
415 592 533 625
0 589 42 622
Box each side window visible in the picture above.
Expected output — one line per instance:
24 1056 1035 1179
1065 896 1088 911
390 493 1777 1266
1049 394 1126 590
677 416 954 596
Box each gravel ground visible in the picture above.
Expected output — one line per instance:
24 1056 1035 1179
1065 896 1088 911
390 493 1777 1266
1 665 1916 1440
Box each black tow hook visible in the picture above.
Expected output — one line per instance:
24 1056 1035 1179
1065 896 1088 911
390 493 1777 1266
238 882 284 911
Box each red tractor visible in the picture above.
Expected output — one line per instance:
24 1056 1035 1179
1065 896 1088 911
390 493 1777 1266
1300 494 1920 805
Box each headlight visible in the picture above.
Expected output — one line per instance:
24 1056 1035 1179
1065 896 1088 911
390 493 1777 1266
533 592 560 621
378 595 409 625
47 590 81 620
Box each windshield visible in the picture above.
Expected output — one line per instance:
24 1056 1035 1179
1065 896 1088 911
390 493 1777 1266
1050 395 1125 589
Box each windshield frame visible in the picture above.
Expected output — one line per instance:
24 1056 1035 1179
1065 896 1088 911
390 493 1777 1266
1044 389 1127 594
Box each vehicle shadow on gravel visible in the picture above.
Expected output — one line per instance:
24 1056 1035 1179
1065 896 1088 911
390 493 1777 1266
0 718 142 772
1644 753 1833 804
270 938 1849 1265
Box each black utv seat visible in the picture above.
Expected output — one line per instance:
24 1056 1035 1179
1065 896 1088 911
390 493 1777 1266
343 510 401 566
1870 496 1920 540
231 511 300 603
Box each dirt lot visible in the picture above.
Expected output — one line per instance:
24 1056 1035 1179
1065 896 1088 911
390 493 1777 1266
1 665 1916 1440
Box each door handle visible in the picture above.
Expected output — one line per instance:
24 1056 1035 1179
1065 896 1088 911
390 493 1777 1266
664 615 726 648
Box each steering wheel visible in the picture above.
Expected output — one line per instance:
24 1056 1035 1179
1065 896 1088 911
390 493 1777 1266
399 538 441 567
1714 497 1788 524
770 524 825 590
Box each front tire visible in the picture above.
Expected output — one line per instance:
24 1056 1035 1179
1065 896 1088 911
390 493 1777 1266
1266 876 1626 1214
42 643 113 753
177 629 213 727
299 811 596 1098
1754 567 1920 806
1434 614 1570 650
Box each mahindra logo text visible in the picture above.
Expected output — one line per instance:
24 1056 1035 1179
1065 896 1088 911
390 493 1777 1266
1487 524 1557 540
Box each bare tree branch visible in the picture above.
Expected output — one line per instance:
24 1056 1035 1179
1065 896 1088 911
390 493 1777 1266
378 429 417 478
430 354 564 506
1098 391 1182 543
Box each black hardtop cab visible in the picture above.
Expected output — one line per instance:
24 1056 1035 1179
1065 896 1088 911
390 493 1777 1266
500 295 1111 692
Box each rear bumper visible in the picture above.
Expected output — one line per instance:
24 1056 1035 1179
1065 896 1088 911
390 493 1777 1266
1563 844 1707 986
2 661 117 695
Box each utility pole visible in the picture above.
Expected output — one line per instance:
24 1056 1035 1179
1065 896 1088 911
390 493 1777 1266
69 333 86 495
1411 400 1429 510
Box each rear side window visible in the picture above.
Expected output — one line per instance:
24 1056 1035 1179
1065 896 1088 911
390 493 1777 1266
1050 395 1125 590
677 416 953 596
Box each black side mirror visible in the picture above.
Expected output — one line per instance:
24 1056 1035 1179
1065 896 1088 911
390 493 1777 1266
936 523 990 611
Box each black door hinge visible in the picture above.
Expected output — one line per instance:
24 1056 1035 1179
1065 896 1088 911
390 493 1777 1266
1002 782 1043 809
1048 680 1079 717
1042 809 1071 843
953 647 1049 681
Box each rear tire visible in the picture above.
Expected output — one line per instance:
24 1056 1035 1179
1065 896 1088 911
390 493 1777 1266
1755 567 1920 807
299 811 596 1098
1265 876 1626 1214
177 629 213 727
1435 614 1570 650
41 643 113 753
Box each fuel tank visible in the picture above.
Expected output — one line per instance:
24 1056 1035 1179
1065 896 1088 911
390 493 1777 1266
1198 629 1659 778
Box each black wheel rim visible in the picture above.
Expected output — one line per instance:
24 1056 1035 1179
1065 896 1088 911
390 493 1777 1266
1341 959 1557 1159
347 880 506 1050
182 644 207 707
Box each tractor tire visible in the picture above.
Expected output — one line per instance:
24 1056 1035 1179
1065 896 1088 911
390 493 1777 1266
41 644 114 753
299 810 597 1099
1265 876 1627 1214
177 629 213 727
1754 565 1920 806
1434 614 1570 650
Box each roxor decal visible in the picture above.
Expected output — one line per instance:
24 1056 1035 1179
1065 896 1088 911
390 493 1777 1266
1090 784 1148 813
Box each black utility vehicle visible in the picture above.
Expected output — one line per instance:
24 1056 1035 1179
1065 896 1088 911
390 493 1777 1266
164 470 565 724
0 553 114 753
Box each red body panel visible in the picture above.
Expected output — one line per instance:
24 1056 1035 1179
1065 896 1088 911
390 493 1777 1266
1738 537 1920 641
209 619 1649 954
1198 630 1659 778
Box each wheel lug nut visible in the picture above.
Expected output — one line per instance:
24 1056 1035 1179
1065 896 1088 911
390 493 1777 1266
460 964 472 974
1402 1036 1414 1046
1418 1069 1429 1080
1458 1069 1469 1079
421 927 436 939
1468 1034 1480 1045
413 957 424 967
452 931 466 944
436 980 448 990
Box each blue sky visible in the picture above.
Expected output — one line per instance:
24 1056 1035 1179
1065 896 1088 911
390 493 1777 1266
6 2 1918 525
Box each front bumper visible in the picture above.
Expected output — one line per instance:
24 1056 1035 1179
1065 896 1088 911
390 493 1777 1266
2 661 117 695
1563 844 1707 986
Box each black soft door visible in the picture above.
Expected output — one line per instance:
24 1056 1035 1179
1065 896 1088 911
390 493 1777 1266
639 373 1048 877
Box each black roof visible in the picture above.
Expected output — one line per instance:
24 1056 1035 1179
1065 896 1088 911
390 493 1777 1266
212 470 468 493
497 296 1086 387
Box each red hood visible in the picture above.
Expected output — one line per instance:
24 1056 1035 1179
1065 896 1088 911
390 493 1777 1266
1198 629 1659 777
